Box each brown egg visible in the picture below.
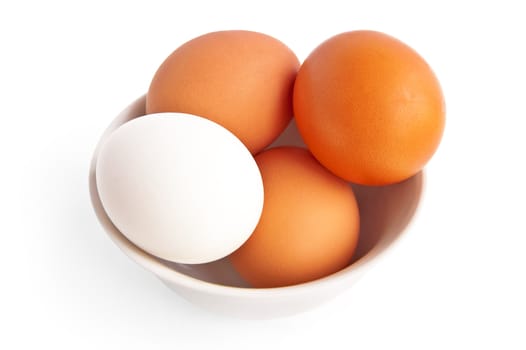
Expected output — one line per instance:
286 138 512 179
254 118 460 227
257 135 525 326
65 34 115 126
230 147 360 288
146 30 300 154
293 30 445 185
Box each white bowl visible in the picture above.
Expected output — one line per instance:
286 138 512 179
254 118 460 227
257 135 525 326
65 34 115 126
89 95 424 319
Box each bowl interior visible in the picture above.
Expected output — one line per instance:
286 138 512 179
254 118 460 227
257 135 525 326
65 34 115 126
90 95 423 289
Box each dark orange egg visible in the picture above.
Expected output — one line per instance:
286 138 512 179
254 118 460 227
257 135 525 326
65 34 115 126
293 30 445 185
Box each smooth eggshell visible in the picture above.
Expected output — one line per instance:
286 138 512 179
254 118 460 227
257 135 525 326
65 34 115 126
146 30 300 154
229 147 360 288
95 113 264 264
293 30 445 185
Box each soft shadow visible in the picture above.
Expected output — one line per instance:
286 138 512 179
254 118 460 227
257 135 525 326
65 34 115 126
90 97 423 288
350 172 423 263
267 120 424 264
162 258 250 288
267 118 307 149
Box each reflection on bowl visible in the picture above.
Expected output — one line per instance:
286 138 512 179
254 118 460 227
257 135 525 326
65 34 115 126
89 95 424 318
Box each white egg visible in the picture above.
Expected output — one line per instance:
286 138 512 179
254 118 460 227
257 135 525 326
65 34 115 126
95 113 264 264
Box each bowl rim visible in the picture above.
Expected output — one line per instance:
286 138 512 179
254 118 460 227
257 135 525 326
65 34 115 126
89 94 425 298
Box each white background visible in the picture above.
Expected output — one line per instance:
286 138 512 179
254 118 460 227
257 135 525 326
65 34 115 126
1 0 525 349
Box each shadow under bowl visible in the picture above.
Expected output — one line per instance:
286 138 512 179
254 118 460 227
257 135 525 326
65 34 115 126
89 95 424 319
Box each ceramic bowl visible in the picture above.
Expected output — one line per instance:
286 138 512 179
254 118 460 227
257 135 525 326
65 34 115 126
89 95 424 319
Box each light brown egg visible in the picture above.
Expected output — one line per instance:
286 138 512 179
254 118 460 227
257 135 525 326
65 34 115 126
146 30 300 154
230 147 360 288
